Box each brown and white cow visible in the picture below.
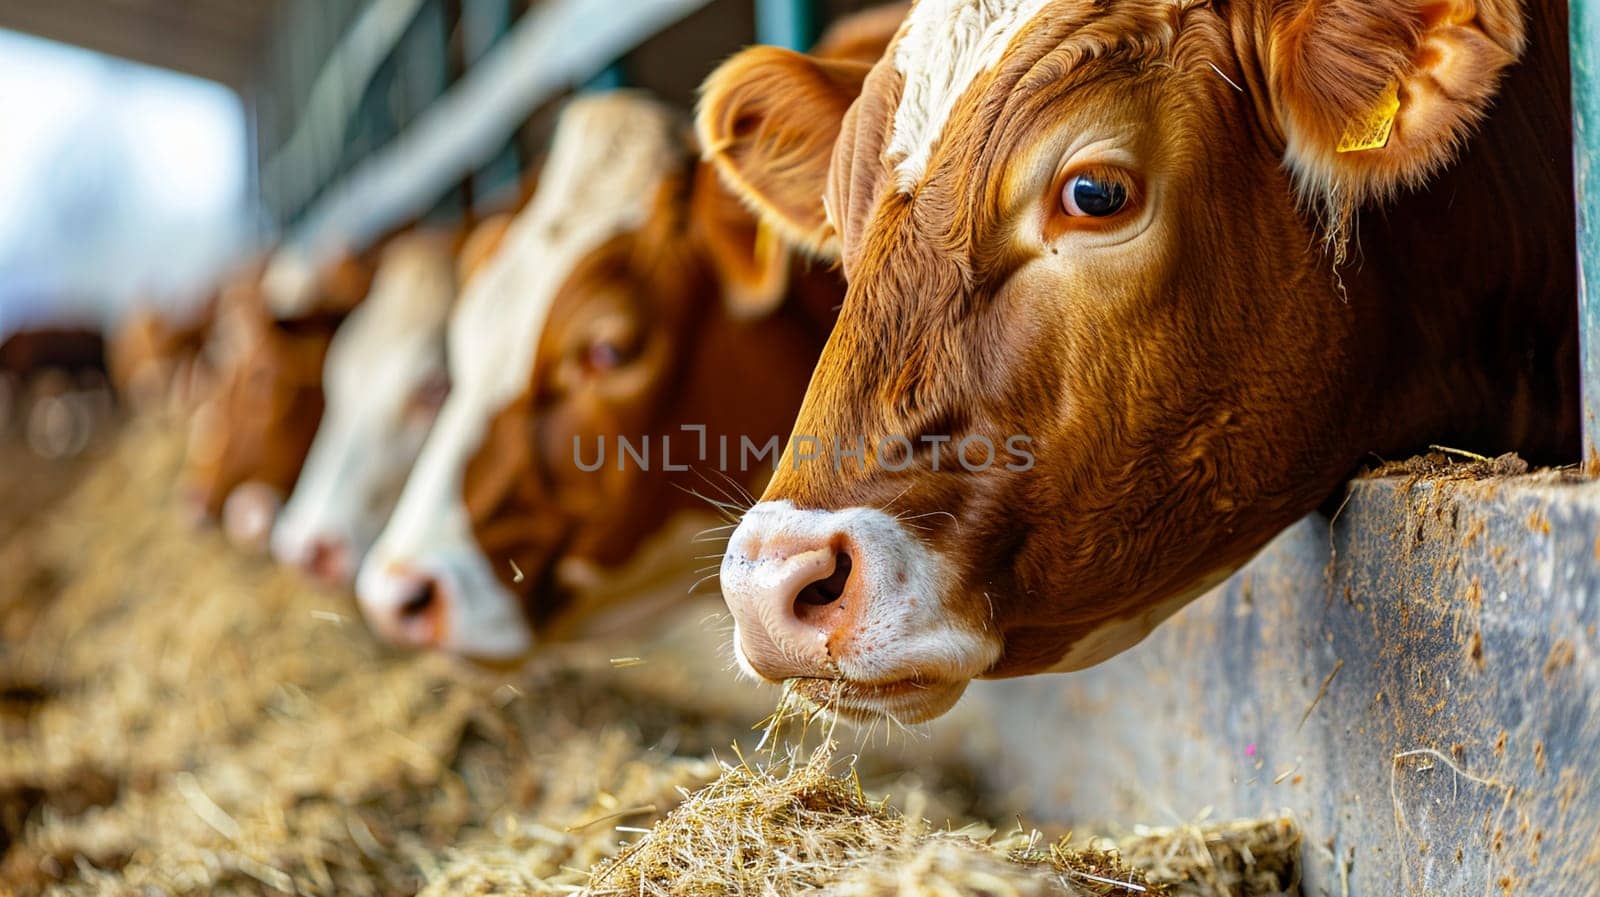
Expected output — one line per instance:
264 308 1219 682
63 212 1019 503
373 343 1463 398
260 243 380 320
182 249 377 548
110 298 216 414
699 0 1575 722
268 230 473 584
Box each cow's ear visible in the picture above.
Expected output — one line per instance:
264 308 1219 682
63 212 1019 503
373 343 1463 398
697 46 871 261
692 162 791 319
1267 0 1525 240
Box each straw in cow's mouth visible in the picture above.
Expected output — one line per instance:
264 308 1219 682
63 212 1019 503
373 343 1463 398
782 674 965 727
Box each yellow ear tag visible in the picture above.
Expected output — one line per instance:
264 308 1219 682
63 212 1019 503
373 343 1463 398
1337 80 1401 153
753 217 777 265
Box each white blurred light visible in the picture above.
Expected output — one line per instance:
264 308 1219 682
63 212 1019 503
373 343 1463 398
0 28 251 336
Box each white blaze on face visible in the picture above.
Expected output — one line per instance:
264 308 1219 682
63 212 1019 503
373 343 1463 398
357 93 688 659
260 245 321 318
886 0 1055 191
270 235 459 581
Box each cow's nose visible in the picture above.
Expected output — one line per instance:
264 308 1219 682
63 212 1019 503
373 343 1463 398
395 579 445 645
357 567 448 650
221 482 282 551
721 537 862 681
178 486 215 529
304 537 353 585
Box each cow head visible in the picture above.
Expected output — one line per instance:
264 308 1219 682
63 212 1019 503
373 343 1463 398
700 0 1527 721
269 231 464 584
260 243 377 319
182 261 362 549
110 298 215 414
356 91 839 659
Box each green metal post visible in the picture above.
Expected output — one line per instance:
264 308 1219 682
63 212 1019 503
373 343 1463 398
466 0 522 202
1575 1 1600 463
582 60 629 92
755 0 816 51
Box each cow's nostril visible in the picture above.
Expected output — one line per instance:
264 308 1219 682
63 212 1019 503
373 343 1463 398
399 580 439 619
306 539 350 583
796 551 852 608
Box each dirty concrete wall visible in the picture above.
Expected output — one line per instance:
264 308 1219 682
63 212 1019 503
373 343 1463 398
961 473 1600 896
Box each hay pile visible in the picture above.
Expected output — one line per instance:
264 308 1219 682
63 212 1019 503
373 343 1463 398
580 742 1151 897
439 738 1300 897
0 418 745 895
0 420 1302 897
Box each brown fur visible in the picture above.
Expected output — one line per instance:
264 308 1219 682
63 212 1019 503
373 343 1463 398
696 2 909 257
110 300 216 411
698 0 1574 678
698 49 878 256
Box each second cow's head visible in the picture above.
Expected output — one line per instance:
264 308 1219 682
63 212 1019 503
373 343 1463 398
355 93 840 659
699 0 1531 721
269 231 466 585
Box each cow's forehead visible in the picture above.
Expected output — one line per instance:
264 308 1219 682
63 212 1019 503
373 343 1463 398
324 240 455 403
887 0 1059 191
345 240 455 344
885 0 1181 192
447 93 686 408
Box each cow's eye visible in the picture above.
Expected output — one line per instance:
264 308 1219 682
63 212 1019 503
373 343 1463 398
1062 172 1130 217
576 311 640 376
584 339 630 373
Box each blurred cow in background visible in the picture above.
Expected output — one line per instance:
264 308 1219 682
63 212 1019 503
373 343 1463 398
181 247 376 550
269 228 480 585
268 164 537 585
0 325 111 459
110 298 217 415
354 93 835 657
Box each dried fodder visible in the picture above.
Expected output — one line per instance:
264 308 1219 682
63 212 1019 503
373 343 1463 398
583 743 929 896
826 840 1113 897
424 700 1302 897
0 421 745 895
572 740 1290 897
1361 447 1530 484
1097 815 1301 897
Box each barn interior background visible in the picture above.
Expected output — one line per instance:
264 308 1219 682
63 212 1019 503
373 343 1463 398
0 1 1595 895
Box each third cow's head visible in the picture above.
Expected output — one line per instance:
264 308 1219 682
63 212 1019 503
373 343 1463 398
700 0 1529 721
183 256 365 548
